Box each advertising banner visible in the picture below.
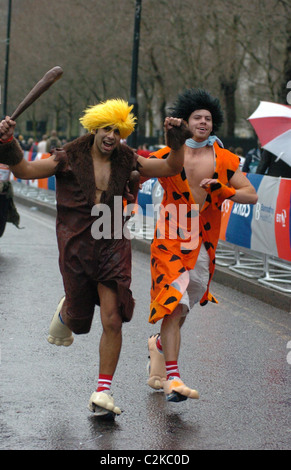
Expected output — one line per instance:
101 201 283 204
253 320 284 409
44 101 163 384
221 174 291 262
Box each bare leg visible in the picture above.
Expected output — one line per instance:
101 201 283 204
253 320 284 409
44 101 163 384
88 283 123 417
160 304 185 362
97 282 122 376
160 305 199 400
147 304 187 390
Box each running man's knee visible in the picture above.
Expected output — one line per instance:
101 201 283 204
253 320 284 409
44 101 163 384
101 307 123 334
163 304 185 327
98 282 122 333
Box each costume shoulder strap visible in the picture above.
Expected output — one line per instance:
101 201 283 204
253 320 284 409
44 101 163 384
214 143 240 176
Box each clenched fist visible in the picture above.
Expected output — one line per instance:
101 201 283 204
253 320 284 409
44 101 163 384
164 117 193 151
0 116 16 141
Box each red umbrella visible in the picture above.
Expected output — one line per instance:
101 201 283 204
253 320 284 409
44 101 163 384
248 101 291 166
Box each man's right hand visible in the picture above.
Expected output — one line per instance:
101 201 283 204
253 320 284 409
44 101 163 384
0 116 16 141
164 118 193 151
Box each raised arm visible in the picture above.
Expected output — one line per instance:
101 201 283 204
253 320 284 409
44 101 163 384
0 116 58 180
136 117 192 178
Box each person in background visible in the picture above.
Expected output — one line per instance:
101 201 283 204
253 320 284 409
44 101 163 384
25 137 38 152
37 134 48 153
16 134 26 150
235 146 245 171
46 130 61 152
242 141 261 173
137 143 151 158
256 149 291 178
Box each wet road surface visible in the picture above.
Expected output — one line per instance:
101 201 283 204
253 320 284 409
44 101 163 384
0 205 290 450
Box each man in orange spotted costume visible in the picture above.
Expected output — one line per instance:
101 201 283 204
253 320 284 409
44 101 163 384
147 89 258 402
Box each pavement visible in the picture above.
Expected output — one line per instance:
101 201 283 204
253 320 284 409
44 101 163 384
11 182 291 313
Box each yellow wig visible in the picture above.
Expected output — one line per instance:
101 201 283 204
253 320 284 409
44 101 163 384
79 99 136 139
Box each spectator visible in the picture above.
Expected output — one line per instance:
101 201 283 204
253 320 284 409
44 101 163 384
25 137 38 152
235 146 245 171
242 142 261 173
37 134 47 153
17 134 26 150
46 130 61 152
256 149 291 178
137 143 151 158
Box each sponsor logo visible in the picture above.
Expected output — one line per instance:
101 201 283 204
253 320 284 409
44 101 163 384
232 202 251 218
276 209 287 227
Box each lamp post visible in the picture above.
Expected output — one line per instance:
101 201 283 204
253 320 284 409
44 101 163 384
127 0 142 148
3 0 12 117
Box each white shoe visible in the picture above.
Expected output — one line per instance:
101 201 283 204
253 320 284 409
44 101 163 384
88 391 121 418
47 297 74 347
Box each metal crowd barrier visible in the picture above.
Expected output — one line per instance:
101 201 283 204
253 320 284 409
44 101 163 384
216 241 291 294
12 181 56 206
12 181 291 295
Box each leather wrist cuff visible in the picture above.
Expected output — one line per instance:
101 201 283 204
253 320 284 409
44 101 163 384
205 180 236 206
0 138 23 166
166 122 193 151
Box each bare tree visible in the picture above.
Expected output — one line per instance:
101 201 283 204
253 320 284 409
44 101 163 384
1 0 289 141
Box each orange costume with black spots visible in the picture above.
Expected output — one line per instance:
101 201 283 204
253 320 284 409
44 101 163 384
149 141 239 324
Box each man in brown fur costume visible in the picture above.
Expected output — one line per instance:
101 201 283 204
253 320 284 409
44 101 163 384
0 98 191 418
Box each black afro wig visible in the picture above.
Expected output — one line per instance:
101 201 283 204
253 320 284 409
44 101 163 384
169 88 224 134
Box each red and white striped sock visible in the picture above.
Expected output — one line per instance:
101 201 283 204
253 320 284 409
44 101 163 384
96 374 112 392
156 335 163 353
165 361 180 380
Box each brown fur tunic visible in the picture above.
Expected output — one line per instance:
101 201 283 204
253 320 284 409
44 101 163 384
57 133 137 207
53 133 137 333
